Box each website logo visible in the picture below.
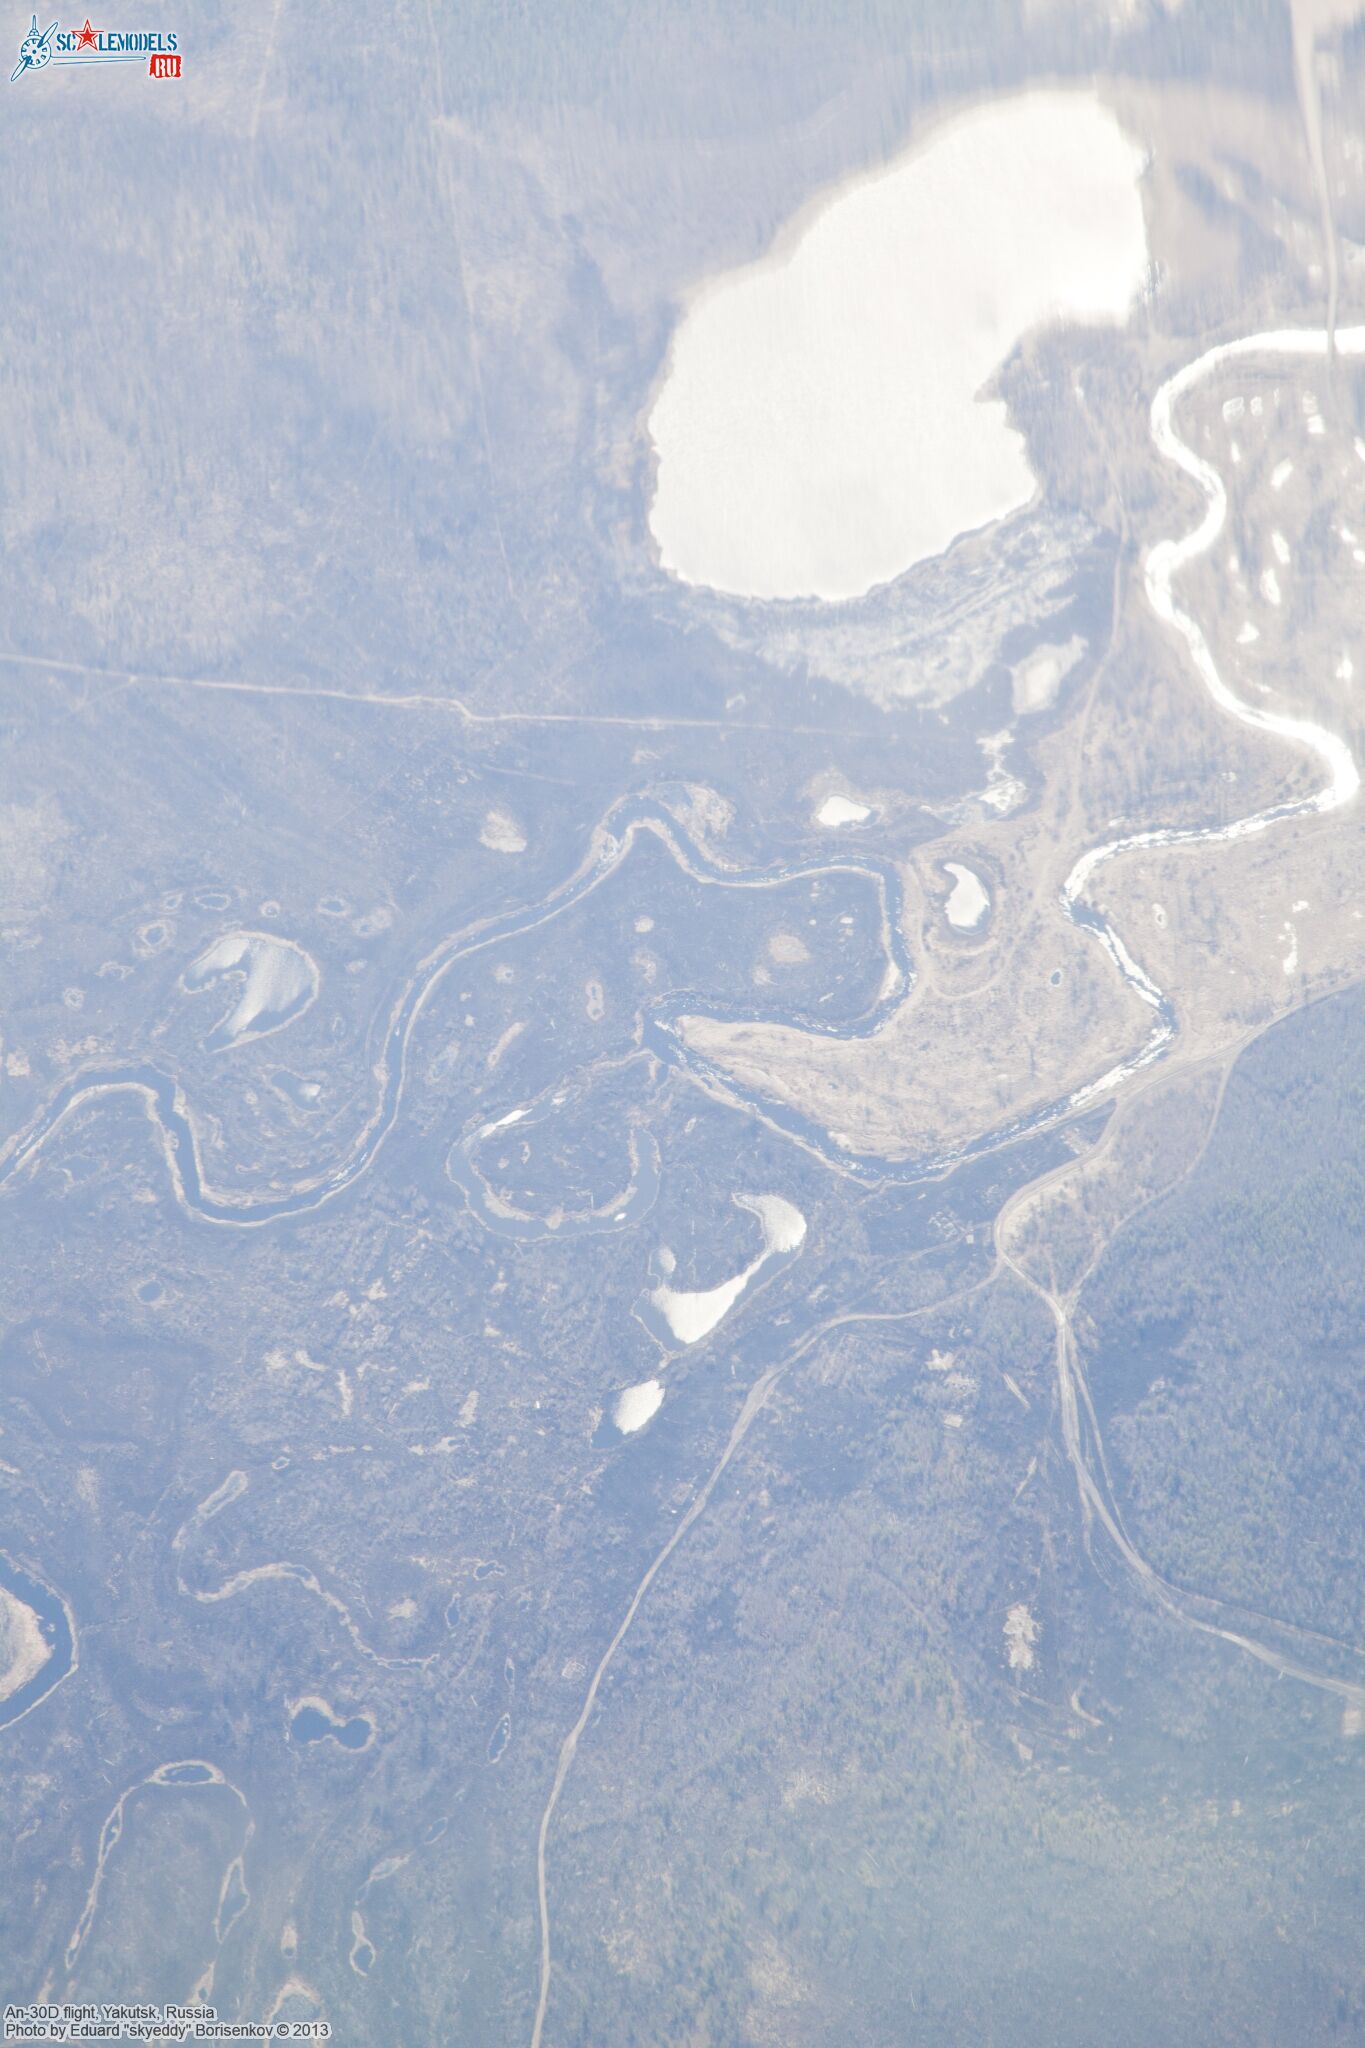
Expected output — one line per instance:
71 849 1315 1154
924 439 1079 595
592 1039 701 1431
10 13 182 81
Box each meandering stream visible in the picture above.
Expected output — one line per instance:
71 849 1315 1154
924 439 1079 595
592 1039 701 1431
524 322 1365 2044
5 331 1362 1805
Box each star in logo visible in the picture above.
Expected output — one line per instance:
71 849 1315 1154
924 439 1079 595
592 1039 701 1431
74 18 98 50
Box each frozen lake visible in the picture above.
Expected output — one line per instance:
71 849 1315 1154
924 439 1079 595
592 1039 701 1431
648 90 1148 601
944 862 990 930
613 1379 664 1435
182 930 319 1051
816 793 872 827
0 1558 71 1733
644 1194 807 1346
0 1578 51 1705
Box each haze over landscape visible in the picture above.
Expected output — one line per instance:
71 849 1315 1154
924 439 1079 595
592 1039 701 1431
5 2 1365 2044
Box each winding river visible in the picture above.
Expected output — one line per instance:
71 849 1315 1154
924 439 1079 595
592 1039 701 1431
6 320 1364 2040
523 323 1365 2044
0 807 913 1223
0 328 1356 1665
5 319 1358 1226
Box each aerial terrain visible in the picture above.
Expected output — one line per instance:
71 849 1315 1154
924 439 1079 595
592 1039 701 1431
4 0 1365 2041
